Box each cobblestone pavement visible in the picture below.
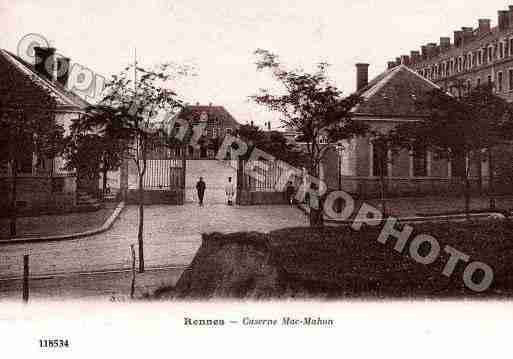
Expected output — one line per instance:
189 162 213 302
0 204 306 280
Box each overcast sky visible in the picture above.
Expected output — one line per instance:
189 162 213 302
1 0 512 127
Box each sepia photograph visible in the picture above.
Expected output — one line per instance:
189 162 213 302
1 0 513 357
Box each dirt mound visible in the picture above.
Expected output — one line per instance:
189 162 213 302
157 232 284 299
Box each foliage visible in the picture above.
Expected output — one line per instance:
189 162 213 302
0 93 64 236
250 49 367 176
234 123 307 167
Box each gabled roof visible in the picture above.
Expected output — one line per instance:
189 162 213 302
0 48 90 111
175 105 241 127
352 64 441 118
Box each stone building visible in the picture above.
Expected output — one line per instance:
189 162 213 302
320 63 489 198
390 6 513 101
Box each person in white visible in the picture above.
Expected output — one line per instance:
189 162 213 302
225 177 235 205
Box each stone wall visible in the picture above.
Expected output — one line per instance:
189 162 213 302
338 176 485 198
236 190 288 205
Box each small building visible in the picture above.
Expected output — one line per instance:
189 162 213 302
320 63 489 198
0 46 92 215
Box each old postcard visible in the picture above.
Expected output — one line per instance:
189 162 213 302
1 0 513 357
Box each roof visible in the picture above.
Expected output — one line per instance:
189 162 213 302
0 48 90 111
410 25 513 69
351 65 441 118
174 105 241 127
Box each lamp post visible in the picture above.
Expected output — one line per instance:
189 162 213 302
335 142 344 190
335 142 344 212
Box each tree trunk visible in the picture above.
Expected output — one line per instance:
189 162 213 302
488 148 496 210
9 160 17 238
380 173 387 218
464 171 471 220
137 172 145 273
102 166 108 201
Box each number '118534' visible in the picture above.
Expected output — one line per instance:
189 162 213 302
39 339 70 348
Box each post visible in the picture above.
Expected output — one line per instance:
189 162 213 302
22 255 29 303
130 244 136 299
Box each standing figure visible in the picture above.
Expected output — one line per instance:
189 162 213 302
285 181 296 206
196 177 206 207
225 177 235 205
308 183 323 226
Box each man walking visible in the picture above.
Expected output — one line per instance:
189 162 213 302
196 177 206 207
225 176 235 206
285 181 296 206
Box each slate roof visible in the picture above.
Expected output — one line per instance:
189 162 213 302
0 48 90 111
175 105 241 127
351 65 441 118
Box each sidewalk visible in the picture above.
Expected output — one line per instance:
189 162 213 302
297 194 513 222
0 202 123 241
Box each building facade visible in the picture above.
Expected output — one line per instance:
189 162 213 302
319 63 489 198
390 6 513 101
0 46 93 215
167 104 241 159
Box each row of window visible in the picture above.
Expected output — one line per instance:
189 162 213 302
371 142 469 178
442 69 513 96
418 38 513 81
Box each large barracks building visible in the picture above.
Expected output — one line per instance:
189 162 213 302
391 6 513 100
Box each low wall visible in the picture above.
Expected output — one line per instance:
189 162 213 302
236 190 288 205
125 189 184 205
0 176 77 216
339 177 487 198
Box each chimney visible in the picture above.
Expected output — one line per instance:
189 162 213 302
454 30 463 47
387 61 397 70
461 27 473 44
427 43 439 57
410 51 420 64
56 57 70 87
34 47 56 81
355 63 369 91
499 10 509 30
440 37 451 51
478 19 491 34
421 45 428 59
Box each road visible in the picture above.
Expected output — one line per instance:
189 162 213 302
0 204 306 280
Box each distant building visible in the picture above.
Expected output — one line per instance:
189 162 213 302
0 46 96 215
168 104 241 159
389 6 513 101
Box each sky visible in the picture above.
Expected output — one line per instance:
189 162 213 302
1 0 512 127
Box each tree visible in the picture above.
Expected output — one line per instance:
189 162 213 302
64 115 124 199
250 49 367 179
234 123 306 167
89 63 187 272
389 85 513 217
0 103 64 237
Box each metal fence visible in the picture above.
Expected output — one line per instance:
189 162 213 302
240 160 302 192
